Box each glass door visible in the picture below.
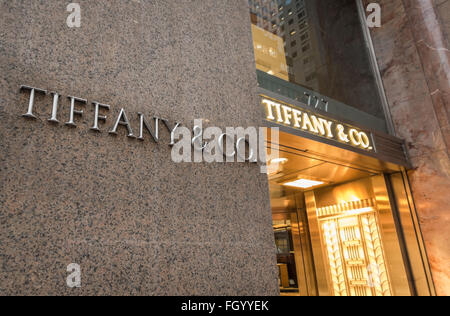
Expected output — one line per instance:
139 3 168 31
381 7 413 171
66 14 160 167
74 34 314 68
271 184 307 296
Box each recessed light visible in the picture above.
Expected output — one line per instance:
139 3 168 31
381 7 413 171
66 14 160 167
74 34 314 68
270 158 288 164
283 179 324 189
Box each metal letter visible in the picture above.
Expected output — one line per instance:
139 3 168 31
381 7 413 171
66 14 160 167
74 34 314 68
321 99 329 112
90 102 110 132
304 92 312 106
20 85 47 119
65 96 87 127
137 113 159 142
48 92 60 123
163 120 181 146
312 96 320 108
109 108 136 138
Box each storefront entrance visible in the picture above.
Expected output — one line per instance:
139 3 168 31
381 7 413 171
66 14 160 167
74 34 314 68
266 131 432 296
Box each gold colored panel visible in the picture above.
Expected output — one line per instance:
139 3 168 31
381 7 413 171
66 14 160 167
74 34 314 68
267 130 404 174
278 264 290 288
294 194 319 296
317 201 392 296
305 191 331 296
290 212 309 296
321 219 348 296
390 172 436 296
371 175 411 296
314 177 374 208
305 176 413 296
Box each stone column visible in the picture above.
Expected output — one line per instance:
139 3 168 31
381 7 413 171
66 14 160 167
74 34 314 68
363 0 450 295
0 0 278 295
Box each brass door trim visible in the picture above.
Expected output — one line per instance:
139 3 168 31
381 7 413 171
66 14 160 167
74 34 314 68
294 192 319 296
370 175 412 296
389 170 437 296
305 191 331 296
289 212 309 296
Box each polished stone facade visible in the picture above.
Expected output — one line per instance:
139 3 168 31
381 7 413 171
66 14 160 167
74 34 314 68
0 0 278 295
363 0 450 296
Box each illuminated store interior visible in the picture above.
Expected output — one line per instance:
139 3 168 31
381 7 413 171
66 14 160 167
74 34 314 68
265 131 426 296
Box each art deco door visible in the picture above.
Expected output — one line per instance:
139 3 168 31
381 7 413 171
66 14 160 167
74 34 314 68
304 175 411 296
315 198 392 296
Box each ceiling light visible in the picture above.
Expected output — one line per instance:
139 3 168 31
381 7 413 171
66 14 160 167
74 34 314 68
283 179 324 189
270 158 288 164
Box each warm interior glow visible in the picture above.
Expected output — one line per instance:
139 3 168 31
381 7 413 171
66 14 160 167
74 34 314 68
251 24 289 81
283 179 324 188
270 158 288 164
318 199 392 296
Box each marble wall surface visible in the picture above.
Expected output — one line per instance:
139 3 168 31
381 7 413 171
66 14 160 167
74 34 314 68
0 0 279 295
363 0 450 296
435 0 450 48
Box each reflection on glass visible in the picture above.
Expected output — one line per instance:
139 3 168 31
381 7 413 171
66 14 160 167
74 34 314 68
271 185 302 295
251 24 289 81
274 218 298 291
249 0 386 120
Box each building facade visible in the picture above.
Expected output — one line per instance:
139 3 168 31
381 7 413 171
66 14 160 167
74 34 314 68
0 0 448 296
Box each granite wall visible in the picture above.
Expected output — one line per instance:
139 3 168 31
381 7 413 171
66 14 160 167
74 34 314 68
363 0 450 296
0 0 279 295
